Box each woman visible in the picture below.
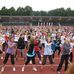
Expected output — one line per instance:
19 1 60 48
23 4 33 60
1 36 16 72
17 34 25 57
34 37 42 64
22 37 37 72
41 37 54 69
57 39 71 74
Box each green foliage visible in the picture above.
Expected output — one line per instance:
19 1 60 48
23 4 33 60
0 6 74 16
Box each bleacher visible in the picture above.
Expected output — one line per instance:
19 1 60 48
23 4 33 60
0 16 74 26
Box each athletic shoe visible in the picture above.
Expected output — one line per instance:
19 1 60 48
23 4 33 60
1 56 3 59
39 61 42 64
33 67 37 71
30 61 32 64
1 67 4 72
13 67 16 71
22 67 25 72
41 55 43 57
57 71 61 74
68 61 72 64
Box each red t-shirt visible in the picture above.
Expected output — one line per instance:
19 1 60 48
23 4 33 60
4 35 9 41
34 40 40 52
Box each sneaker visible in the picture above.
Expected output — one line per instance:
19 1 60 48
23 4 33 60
22 67 25 72
57 71 61 74
39 61 42 64
30 61 32 64
68 61 72 64
1 56 3 59
33 67 37 71
41 55 43 57
1 67 4 72
13 67 16 71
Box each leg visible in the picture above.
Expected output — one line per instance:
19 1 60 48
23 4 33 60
25 56 31 65
11 55 15 65
64 55 69 71
11 54 16 71
52 51 55 58
1 53 10 72
42 55 47 65
22 56 31 72
41 55 47 69
32 56 37 71
36 51 41 61
48 55 53 64
70 52 73 62
21 49 24 57
32 56 35 64
48 55 54 70
58 46 61 55
57 55 65 71
3 53 10 64
21 49 23 57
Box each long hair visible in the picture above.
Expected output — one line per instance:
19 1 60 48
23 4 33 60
65 63 74 74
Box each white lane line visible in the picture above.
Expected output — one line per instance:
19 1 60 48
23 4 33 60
0 64 65 67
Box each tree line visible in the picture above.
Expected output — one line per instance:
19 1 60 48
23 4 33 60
0 6 74 16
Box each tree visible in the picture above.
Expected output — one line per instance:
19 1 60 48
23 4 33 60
24 6 33 16
16 7 24 16
8 7 16 16
66 8 72 16
33 11 40 16
0 6 8 15
0 6 74 16
48 8 66 16
40 11 47 16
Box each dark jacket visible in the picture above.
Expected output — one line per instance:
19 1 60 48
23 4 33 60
17 37 25 49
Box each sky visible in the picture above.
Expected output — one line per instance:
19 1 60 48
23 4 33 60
0 0 74 11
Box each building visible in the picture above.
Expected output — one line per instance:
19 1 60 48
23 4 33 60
0 16 74 26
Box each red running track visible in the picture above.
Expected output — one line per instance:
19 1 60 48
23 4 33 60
0 51 74 74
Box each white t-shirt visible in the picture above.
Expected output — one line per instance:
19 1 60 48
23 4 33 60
61 36 65 44
44 41 53 55
14 35 19 42
51 33 56 40
24 35 28 41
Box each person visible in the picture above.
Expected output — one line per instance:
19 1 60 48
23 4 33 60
65 63 74 74
1 36 16 72
69 40 74 63
24 32 28 49
57 39 71 74
34 37 42 64
55 35 61 56
2 41 8 52
22 38 37 72
41 37 54 69
17 34 25 57
51 40 57 59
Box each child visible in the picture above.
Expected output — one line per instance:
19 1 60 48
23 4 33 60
1 36 16 72
41 37 54 69
34 37 42 64
22 38 37 72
